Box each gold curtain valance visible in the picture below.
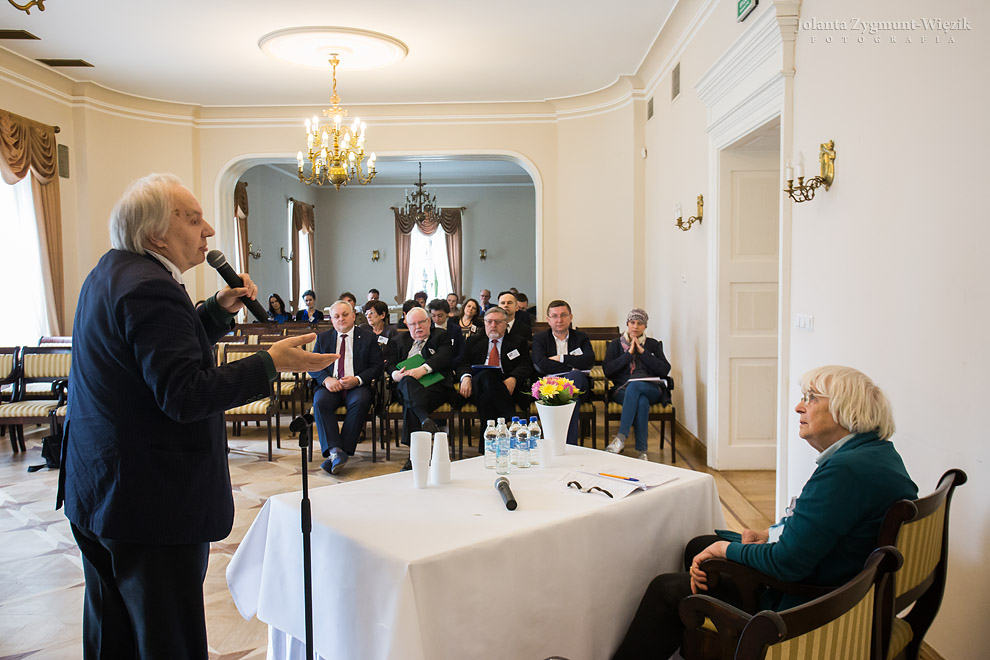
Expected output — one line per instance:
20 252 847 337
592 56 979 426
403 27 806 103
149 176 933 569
0 109 58 185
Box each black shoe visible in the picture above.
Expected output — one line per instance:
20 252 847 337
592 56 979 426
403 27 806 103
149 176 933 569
400 458 413 472
421 418 440 434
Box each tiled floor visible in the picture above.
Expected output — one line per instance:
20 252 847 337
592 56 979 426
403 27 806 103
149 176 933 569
0 415 773 659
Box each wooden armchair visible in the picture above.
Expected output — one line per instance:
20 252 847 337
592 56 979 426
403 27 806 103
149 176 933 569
222 344 279 460
681 546 903 660
881 469 966 660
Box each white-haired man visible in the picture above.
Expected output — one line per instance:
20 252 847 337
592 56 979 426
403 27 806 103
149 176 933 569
612 365 918 659
59 173 336 659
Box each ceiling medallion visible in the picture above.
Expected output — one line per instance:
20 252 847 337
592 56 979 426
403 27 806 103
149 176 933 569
258 26 407 71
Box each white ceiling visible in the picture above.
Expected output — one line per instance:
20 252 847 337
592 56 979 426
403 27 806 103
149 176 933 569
0 0 676 106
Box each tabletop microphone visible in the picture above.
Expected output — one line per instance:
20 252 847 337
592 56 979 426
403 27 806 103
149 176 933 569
495 477 517 511
206 250 269 322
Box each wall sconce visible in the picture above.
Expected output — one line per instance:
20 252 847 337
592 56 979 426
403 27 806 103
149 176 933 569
675 195 703 231
280 247 293 263
479 249 487 261
247 242 261 260
785 140 835 203
371 250 380 262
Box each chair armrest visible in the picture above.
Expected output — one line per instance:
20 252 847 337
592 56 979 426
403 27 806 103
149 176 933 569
679 594 752 660
52 378 68 406
700 558 832 613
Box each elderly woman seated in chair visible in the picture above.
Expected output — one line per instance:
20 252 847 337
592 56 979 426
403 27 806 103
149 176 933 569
611 365 918 660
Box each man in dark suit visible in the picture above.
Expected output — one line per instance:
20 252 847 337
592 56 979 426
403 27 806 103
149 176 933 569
386 307 454 468
310 300 383 475
479 288 494 313
458 306 532 448
532 299 594 445
427 297 465 360
498 290 532 342
58 174 336 659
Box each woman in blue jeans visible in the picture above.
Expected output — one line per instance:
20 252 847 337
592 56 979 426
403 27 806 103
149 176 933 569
602 309 671 460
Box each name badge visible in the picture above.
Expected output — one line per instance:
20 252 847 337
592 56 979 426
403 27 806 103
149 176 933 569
427 348 435 356
507 349 520 360
378 335 389 344
570 347 583 356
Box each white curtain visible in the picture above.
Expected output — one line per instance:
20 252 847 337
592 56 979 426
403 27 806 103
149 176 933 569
405 225 453 301
0 176 51 343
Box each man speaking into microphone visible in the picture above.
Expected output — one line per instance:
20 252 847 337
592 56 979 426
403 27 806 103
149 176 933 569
58 173 337 659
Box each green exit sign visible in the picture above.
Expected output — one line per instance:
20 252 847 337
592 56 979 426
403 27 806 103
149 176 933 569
738 0 758 22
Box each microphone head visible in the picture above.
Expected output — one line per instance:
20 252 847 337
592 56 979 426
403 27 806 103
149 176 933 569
289 415 312 433
495 476 509 488
206 249 227 268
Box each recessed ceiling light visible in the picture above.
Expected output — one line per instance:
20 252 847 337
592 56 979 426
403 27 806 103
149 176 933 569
258 27 407 71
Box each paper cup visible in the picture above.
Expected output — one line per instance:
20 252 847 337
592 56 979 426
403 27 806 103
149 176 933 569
410 431 432 489
538 437 553 468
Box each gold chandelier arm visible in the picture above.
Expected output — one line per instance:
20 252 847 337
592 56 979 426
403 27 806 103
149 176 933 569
7 0 45 14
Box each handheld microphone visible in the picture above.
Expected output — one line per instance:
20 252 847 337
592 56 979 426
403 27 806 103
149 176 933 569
206 250 269 322
495 477 517 511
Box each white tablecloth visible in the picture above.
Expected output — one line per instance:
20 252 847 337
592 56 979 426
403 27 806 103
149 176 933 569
227 446 724 660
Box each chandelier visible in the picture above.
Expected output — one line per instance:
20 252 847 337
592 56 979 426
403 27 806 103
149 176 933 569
400 162 441 221
296 54 376 190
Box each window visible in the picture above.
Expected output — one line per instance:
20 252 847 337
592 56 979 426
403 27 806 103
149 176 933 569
406 225 452 301
0 177 51 344
286 201 314 312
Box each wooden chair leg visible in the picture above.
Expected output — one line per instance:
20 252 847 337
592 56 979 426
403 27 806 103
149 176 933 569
267 418 273 461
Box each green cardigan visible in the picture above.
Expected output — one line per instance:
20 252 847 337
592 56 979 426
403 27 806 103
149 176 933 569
725 431 917 609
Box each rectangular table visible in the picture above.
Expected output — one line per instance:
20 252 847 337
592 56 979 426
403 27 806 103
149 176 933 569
227 446 724 660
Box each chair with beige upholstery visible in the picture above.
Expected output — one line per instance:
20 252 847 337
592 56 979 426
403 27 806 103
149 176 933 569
222 344 279 460
0 346 70 452
681 546 903 660
879 469 966 660
1 347 20 446
603 375 677 462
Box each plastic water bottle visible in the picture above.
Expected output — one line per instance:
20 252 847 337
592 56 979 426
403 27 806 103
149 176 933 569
483 420 497 469
495 417 511 475
528 416 542 465
508 416 521 464
516 423 531 468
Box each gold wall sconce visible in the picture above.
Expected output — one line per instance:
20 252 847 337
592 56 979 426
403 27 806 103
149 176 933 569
675 195 704 231
371 250 380 262
785 140 835 203
7 0 45 14
247 243 261 260
280 247 293 263
479 249 487 261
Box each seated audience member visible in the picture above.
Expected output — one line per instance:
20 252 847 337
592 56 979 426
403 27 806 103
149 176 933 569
295 289 324 322
413 291 428 308
268 293 292 323
427 298 465 359
367 288 380 301
339 291 368 326
603 308 670 460
386 307 455 469
531 300 593 445
309 301 383 475
363 299 396 343
458 298 483 338
611 365 918 660
446 292 461 318
498 290 532 342
395 299 417 330
457 306 532 451
514 292 531 322
479 288 494 313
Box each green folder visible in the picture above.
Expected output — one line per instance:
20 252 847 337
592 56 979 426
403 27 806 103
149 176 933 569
396 353 444 388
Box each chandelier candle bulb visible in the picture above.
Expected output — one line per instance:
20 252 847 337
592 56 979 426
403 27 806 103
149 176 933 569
785 160 793 180
795 151 805 179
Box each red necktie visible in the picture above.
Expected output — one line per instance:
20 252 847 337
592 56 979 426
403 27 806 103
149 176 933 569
337 334 347 378
488 339 500 367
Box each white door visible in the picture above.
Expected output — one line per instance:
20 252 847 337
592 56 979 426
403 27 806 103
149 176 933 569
713 130 780 469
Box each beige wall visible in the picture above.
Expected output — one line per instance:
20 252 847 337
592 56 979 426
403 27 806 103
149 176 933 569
3 0 986 654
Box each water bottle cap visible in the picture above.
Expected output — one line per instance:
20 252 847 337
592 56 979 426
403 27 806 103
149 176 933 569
497 417 505 424
530 416 537 422
487 419 495 425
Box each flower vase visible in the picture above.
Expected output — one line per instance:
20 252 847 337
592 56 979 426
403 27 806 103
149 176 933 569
535 401 575 456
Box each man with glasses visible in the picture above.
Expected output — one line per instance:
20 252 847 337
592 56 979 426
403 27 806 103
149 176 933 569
386 307 455 469
531 299 594 445
457 306 532 451
612 365 917 659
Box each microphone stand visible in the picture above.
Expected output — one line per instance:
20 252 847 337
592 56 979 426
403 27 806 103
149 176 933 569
290 414 315 660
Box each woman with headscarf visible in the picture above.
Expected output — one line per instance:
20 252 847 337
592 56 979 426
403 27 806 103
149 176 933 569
602 308 671 460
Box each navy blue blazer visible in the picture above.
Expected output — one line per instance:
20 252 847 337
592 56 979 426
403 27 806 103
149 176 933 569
60 250 273 544
603 336 672 403
457 332 532 386
532 328 595 376
309 324 382 387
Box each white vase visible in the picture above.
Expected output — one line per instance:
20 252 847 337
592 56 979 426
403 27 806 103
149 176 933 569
536 401 576 456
